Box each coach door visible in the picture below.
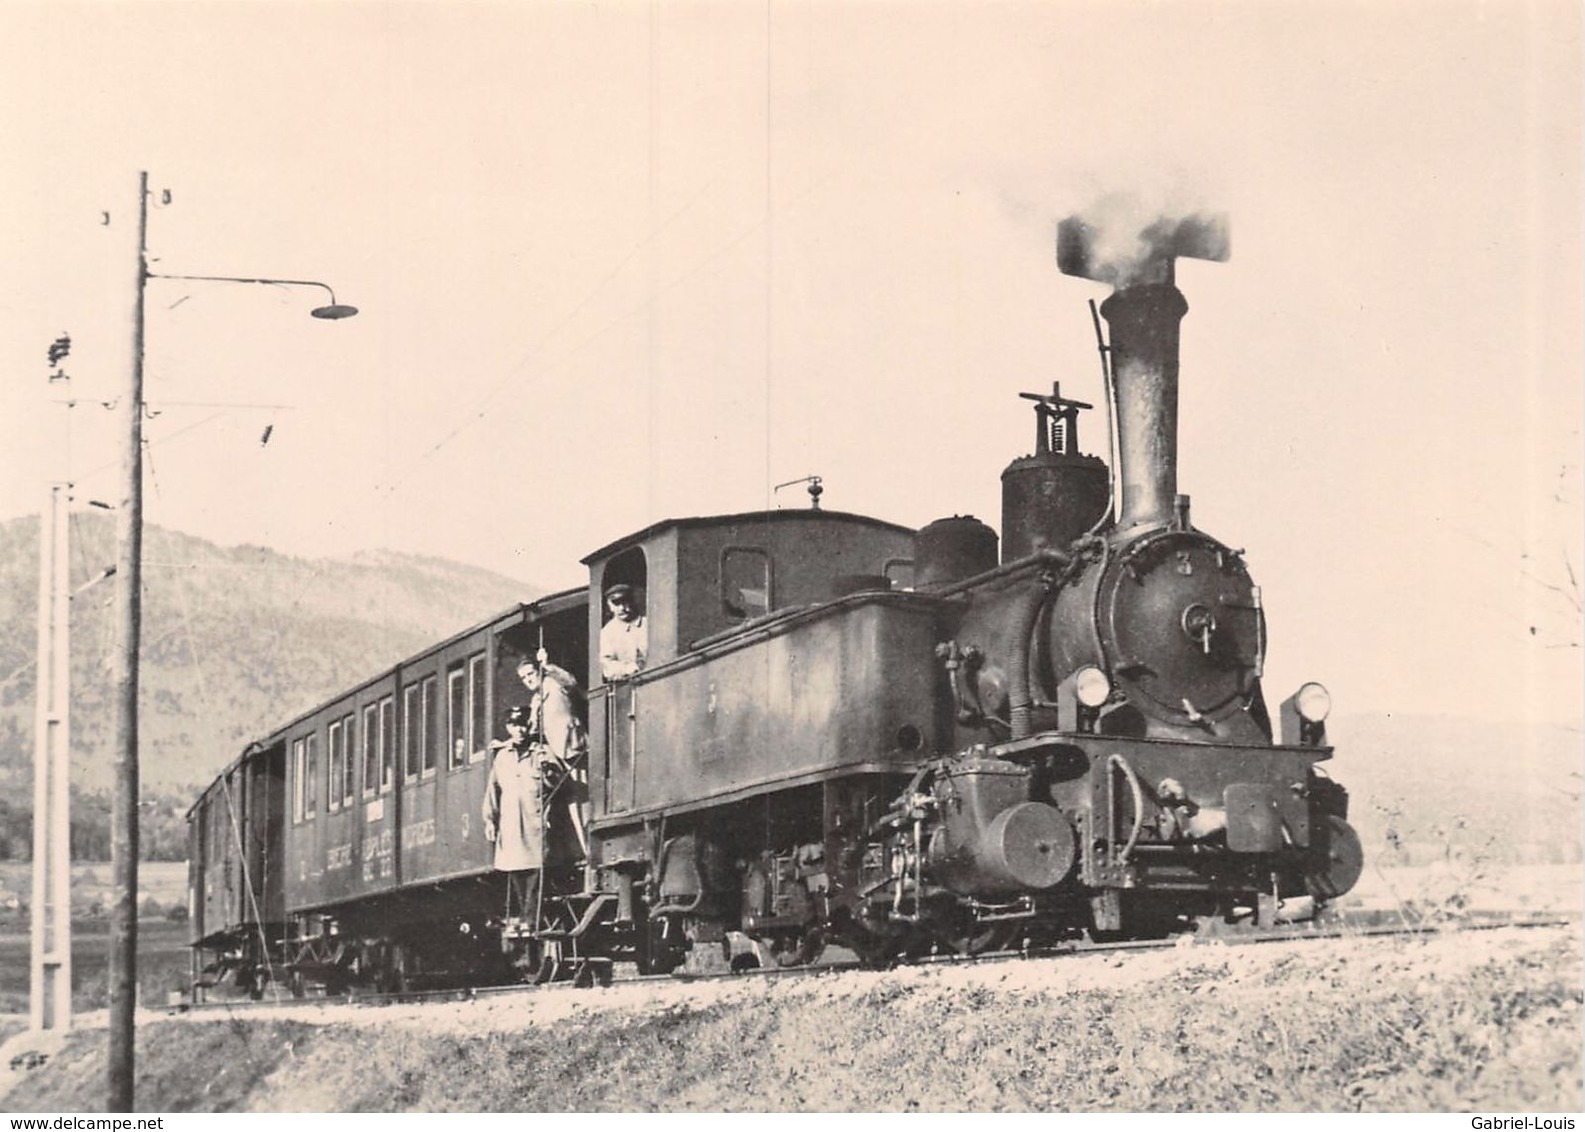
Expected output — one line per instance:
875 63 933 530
246 741 286 925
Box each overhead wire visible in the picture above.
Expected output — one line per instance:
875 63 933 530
377 176 720 496
376 61 938 503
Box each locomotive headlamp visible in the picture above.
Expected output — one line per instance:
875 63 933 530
1280 682 1332 747
1295 682 1331 723
1075 666 1111 708
1058 665 1112 733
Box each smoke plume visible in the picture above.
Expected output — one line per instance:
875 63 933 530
1057 194 1229 288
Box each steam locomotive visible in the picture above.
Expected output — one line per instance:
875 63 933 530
187 215 1362 996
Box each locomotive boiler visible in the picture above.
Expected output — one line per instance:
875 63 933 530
187 213 1363 996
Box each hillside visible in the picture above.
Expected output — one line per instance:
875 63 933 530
0 512 536 801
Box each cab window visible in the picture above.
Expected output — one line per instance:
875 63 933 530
721 546 771 622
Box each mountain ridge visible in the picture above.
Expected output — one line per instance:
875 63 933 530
0 512 537 798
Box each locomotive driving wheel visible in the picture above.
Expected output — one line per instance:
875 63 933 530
767 927 827 968
843 912 907 969
934 921 1018 957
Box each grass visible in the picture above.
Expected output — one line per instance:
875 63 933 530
3 924 1579 1112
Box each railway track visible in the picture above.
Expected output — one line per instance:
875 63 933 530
167 908 1578 1018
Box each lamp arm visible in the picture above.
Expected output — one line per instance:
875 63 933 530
146 272 342 305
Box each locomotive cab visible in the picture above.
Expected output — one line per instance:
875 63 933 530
581 508 916 674
579 509 931 968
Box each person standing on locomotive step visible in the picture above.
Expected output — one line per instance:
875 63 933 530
516 654 590 860
599 583 648 681
482 705 543 919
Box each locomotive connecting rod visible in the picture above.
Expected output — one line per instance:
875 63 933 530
1057 210 1229 530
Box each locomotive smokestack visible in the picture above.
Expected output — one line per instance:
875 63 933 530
1100 280 1188 530
1057 207 1229 530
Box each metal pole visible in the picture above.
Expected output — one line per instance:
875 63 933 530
107 170 148 1113
29 482 71 1033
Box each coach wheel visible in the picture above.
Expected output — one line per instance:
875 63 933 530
379 945 410 995
505 939 544 983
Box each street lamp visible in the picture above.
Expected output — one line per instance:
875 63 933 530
106 171 357 1112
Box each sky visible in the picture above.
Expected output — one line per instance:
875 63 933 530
1 0 1580 726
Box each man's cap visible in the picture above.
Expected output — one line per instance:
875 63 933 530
605 583 635 602
504 706 530 726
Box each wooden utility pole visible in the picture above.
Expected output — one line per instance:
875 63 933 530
29 482 71 1034
107 170 148 1113
96 175 353 1108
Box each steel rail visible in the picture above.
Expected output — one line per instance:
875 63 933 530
164 910 1578 1018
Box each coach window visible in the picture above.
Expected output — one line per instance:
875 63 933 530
292 737 307 822
304 732 319 820
403 678 438 781
361 704 379 800
379 696 395 793
447 665 468 770
328 720 344 812
339 712 356 806
721 546 771 623
446 654 487 770
421 674 438 777
469 653 488 763
403 682 421 783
